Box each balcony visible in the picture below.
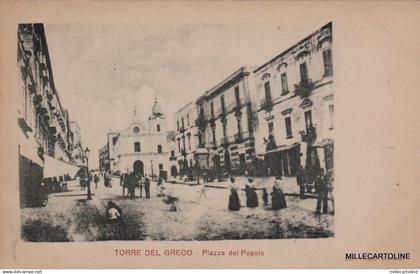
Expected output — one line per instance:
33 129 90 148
33 94 42 106
220 137 229 146
169 156 177 161
299 124 317 144
234 133 243 144
294 78 314 98
260 97 273 112
28 84 36 95
195 115 207 131
265 134 277 151
209 117 216 127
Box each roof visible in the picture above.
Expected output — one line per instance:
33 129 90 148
253 22 332 73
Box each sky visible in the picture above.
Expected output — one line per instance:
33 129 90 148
44 23 324 168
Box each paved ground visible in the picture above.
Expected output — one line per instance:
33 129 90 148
21 176 334 242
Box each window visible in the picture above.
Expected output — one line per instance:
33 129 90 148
156 124 160 132
187 114 190 126
220 95 225 112
323 49 333 76
187 134 191 150
264 81 272 100
134 142 141 152
171 150 175 157
181 118 185 129
159 164 163 170
177 139 181 153
300 62 309 82
177 121 179 131
285 117 293 138
281 73 289 95
268 122 274 136
304 110 313 130
210 102 215 117
133 126 140 133
234 86 240 106
157 145 162 153
329 104 334 129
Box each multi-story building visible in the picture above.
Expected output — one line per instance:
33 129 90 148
17 23 77 206
253 22 334 176
98 143 109 172
195 67 258 175
107 99 174 179
174 102 201 176
70 121 85 166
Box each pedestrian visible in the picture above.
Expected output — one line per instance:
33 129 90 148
229 177 238 191
245 185 259 208
271 185 287 210
94 173 99 189
262 188 268 206
104 171 110 188
164 183 177 212
106 201 123 223
198 183 207 198
144 176 150 198
228 188 240 211
315 169 328 215
138 177 143 198
296 165 306 199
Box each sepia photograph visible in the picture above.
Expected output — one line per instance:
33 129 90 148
17 21 334 242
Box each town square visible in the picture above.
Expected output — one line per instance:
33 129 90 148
17 22 334 241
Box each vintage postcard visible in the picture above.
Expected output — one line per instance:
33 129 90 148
0 1 419 269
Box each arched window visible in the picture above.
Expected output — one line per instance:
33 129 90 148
134 142 141 152
156 124 161 132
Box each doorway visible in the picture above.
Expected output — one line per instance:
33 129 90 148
133 160 144 176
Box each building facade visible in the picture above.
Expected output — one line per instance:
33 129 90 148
174 102 201 176
70 121 86 166
107 100 175 178
98 143 109 172
195 67 258 175
253 22 334 176
17 23 78 206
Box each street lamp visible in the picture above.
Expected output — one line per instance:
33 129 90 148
85 147 92 200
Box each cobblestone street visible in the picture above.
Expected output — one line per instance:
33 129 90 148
21 177 334 241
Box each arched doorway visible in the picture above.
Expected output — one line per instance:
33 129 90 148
133 160 144 175
170 166 178 177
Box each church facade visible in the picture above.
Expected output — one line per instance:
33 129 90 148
106 99 177 178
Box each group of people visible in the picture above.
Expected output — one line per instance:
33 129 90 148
296 166 334 215
227 177 287 211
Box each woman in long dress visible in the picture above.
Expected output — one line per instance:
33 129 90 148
271 185 287 210
228 188 240 211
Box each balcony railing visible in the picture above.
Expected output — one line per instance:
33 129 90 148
294 78 314 98
260 97 273 111
299 124 317 144
234 133 243 144
265 134 277 151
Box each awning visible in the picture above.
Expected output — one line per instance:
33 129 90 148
43 155 81 179
257 142 300 156
18 130 44 167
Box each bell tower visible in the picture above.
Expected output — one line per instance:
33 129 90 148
148 98 166 134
